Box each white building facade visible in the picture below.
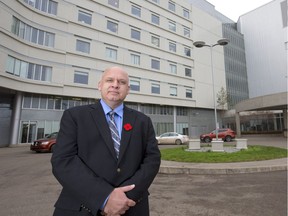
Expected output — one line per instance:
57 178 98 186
237 0 287 98
0 0 227 146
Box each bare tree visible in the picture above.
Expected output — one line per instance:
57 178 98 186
216 87 230 110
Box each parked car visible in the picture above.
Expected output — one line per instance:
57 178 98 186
156 132 189 145
30 132 58 153
200 128 236 143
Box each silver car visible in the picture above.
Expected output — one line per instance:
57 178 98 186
156 132 189 145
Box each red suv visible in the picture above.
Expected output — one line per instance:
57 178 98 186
200 128 236 143
30 132 58 153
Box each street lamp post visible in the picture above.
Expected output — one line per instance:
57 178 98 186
193 38 229 140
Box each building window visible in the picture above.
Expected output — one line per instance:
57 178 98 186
186 89 192 98
151 83 160 94
185 67 192 77
23 93 93 111
151 14 159 25
108 0 119 8
107 20 118 33
131 5 141 17
183 8 190 19
168 1 175 12
131 53 140 65
168 21 176 32
170 86 177 96
151 35 160 47
131 28 141 40
151 59 160 70
74 71 88 84
76 39 90 54
183 27 190 37
169 63 177 74
130 80 140 91
24 0 58 15
106 47 117 60
184 47 191 57
169 42 176 52
6 56 52 82
78 10 92 25
151 0 159 3
12 17 55 47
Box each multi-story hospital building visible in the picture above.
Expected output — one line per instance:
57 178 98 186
0 0 286 147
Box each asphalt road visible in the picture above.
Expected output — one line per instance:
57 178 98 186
0 136 287 216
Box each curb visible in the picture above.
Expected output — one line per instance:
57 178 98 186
159 159 288 175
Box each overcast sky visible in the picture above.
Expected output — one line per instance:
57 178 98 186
206 0 273 21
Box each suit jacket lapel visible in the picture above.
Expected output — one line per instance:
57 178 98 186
89 102 118 160
118 106 136 162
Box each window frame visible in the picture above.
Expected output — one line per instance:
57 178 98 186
130 79 140 91
151 35 160 47
108 0 119 8
107 20 118 33
76 39 90 54
131 5 141 17
168 21 176 32
168 1 176 12
169 86 177 96
105 47 117 60
151 83 160 94
74 71 89 84
131 53 140 65
78 10 92 25
151 13 160 25
169 41 176 52
151 58 160 70
131 28 141 40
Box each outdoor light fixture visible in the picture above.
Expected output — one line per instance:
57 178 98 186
193 38 230 140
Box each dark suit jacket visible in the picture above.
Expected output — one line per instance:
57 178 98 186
51 102 161 216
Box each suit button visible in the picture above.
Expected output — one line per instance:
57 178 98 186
117 168 121 173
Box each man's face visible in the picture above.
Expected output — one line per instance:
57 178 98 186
98 67 130 109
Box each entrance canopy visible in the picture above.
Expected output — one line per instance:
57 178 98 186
235 92 288 137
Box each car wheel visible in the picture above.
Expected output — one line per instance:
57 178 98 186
175 139 182 145
50 144 55 153
225 136 232 142
204 137 211 143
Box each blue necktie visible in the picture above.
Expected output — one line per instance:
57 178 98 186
108 111 120 158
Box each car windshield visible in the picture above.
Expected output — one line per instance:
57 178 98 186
45 132 58 139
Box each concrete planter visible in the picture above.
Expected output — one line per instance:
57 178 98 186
188 139 201 150
211 140 224 152
236 139 248 149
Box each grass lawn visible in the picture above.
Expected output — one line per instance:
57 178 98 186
160 145 288 163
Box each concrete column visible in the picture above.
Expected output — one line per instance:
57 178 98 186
283 108 287 137
211 140 224 152
235 111 241 138
188 139 201 150
9 91 23 146
173 106 177 132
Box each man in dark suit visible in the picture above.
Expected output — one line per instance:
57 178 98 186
51 66 161 216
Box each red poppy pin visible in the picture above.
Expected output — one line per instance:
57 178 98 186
124 123 133 131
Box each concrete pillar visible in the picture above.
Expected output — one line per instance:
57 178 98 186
173 106 177 132
9 91 22 146
188 139 201 150
236 139 248 149
283 108 287 137
211 140 224 152
235 111 241 138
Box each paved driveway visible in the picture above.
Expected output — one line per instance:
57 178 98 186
0 135 287 216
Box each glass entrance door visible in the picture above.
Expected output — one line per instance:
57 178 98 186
20 121 37 143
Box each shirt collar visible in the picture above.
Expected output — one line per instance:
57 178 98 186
100 99 124 118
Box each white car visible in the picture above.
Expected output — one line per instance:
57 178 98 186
156 132 189 145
